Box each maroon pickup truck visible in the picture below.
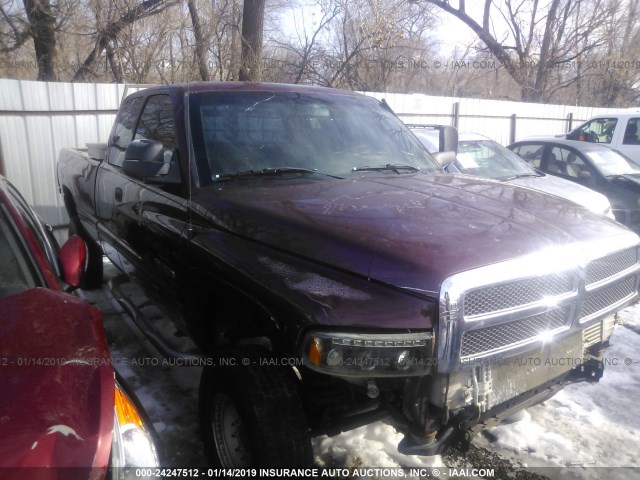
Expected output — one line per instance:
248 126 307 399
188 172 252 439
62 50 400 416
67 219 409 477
57 82 640 467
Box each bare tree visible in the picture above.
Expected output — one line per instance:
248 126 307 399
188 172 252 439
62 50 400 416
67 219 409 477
239 0 265 81
188 0 209 81
265 0 438 91
426 0 612 102
22 0 57 79
267 1 341 84
588 0 640 106
73 0 177 81
0 1 32 56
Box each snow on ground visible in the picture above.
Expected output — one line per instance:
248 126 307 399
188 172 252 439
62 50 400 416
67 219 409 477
313 305 640 478
84 262 640 478
475 321 640 479
313 423 444 470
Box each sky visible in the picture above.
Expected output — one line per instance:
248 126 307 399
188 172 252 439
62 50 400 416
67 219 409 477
278 0 484 54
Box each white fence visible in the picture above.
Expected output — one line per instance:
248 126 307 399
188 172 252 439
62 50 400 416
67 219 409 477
365 92 636 146
0 78 634 229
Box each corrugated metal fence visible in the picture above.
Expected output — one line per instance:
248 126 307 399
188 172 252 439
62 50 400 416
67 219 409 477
0 79 129 229
0 78 633 229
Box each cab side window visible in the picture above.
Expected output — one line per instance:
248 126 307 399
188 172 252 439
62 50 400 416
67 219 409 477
622 118 640 145
548 147 582 176
134 94 176 165
108 96 144 167
578 118 617 144
512 144 544 168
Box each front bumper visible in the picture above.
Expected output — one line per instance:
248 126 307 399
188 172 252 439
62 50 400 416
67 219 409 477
397 313 617 456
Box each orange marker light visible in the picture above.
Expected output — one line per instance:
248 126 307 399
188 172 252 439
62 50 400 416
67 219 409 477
114 385 144 428
308 337 323 366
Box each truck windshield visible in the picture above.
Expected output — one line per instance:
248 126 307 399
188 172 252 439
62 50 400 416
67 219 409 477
189 91 440 184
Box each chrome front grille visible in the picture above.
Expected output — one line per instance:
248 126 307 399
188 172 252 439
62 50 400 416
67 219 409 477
585 247 637 286
580 277 636 320
460 307 570 358
464 273 574 317
438 239 640 373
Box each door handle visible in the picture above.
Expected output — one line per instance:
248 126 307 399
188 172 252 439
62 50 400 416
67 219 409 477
115 187 123 202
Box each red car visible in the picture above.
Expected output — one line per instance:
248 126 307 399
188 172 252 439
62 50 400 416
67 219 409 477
0 176 159 480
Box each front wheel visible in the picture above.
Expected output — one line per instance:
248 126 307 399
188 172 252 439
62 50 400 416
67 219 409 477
199 346 313 467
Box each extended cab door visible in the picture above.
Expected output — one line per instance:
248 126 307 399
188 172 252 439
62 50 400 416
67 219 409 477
96 93 189 292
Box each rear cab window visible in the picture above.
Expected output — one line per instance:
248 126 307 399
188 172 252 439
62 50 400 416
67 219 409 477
108 96 144 167
622 118 640 145
133 94 177 167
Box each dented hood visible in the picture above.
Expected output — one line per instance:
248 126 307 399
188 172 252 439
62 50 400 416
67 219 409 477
192 173 631 295
0 288 114 479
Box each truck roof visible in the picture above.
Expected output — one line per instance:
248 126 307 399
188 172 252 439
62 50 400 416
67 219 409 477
127 81 367 99
510 138 620 151
584 112 640 120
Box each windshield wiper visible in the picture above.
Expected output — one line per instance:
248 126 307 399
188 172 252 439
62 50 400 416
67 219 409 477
216 167 341 180
501 173 541 180
352 164 420 174
606 173 638 179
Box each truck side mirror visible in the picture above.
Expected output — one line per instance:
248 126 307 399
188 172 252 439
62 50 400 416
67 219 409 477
122 140 165 179
439 126 459 154
432 151 456 169
122 140 182 185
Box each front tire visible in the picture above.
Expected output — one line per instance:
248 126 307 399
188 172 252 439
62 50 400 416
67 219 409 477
199 346 313 467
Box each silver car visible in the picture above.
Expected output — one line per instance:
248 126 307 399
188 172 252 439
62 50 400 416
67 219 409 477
409 126 614 219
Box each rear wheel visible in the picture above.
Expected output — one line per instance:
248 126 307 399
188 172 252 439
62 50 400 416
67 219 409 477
68 217 103 289
199 346 313 467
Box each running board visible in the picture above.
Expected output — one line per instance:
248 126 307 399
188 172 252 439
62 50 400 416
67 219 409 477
108 275 208 365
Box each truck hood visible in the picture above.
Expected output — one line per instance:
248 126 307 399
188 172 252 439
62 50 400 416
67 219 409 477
193 173 630 295
0 288 114 478
506 173 612 217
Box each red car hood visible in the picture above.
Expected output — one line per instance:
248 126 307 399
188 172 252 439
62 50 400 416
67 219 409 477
0 288 114 480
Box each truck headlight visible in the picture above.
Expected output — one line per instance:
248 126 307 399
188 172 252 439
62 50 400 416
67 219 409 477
110 381 159 476
302 331 434 377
